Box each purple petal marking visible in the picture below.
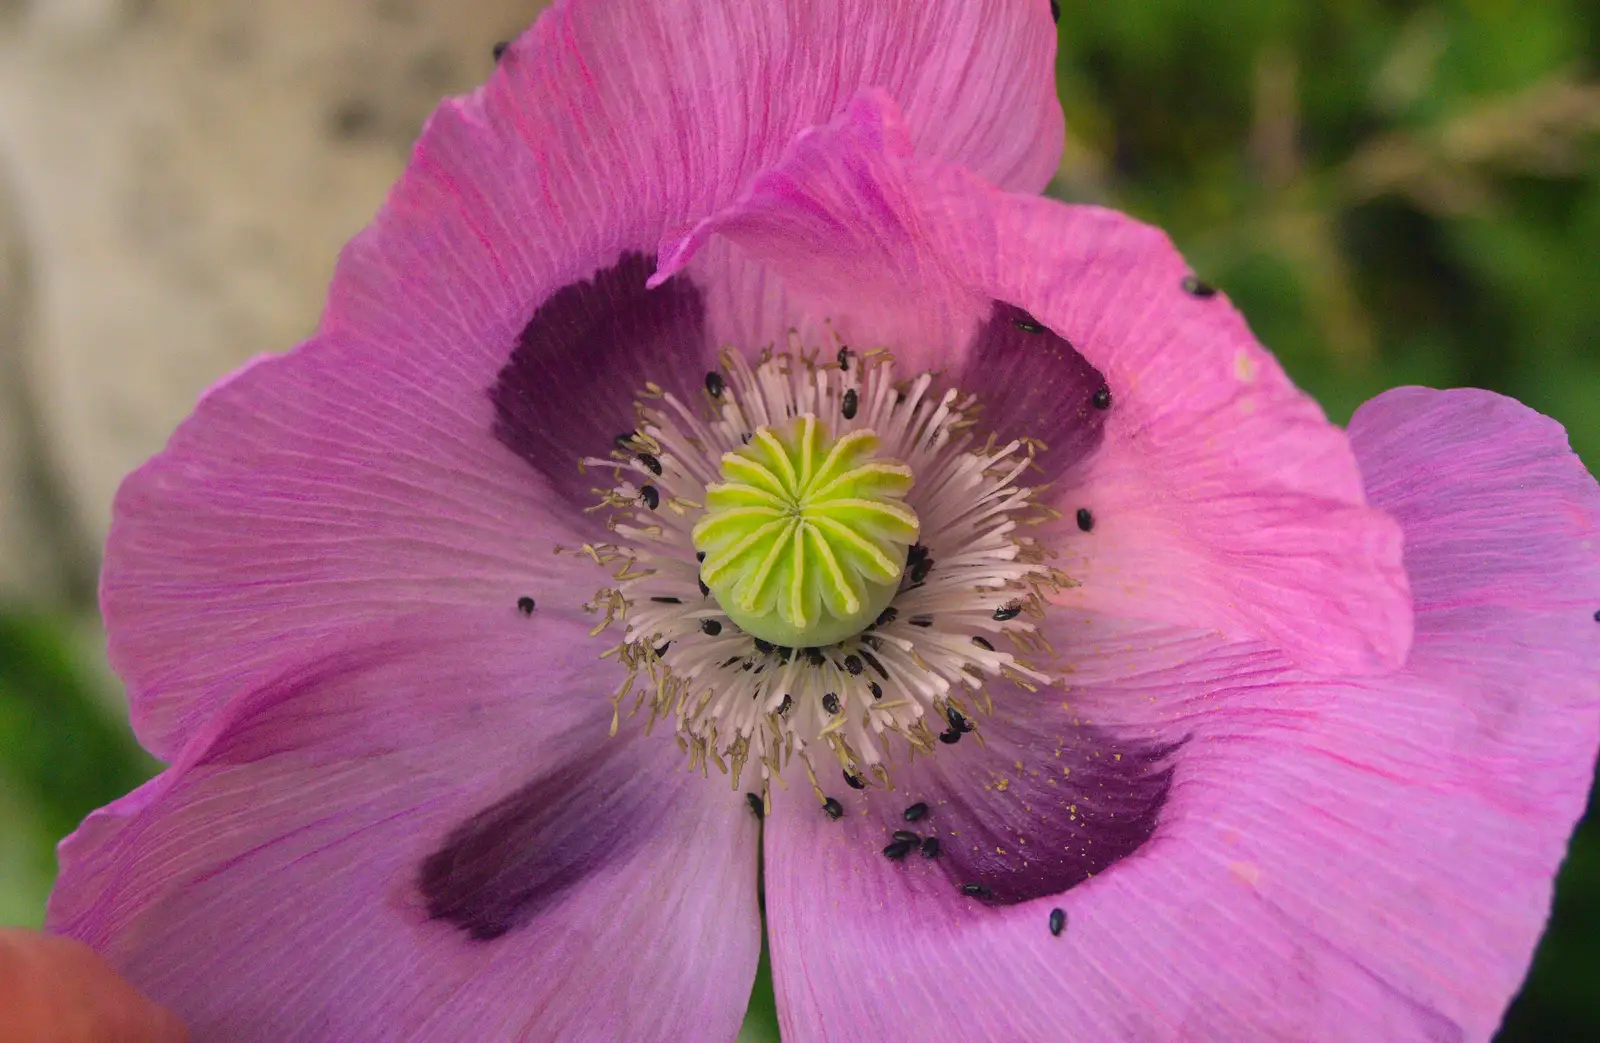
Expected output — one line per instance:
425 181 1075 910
913 724 1179 905
489 253 710 521
418 744 640 942
959 301 1109 483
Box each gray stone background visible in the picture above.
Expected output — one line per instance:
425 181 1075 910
0 0 549 607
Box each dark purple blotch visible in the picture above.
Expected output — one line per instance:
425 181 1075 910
957 301 1109 483
915 723 1179 906
418 745 645 941
489 253 710 525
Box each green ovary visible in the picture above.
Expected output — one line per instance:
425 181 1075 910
691 415 920 647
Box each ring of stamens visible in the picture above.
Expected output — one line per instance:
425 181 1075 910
579 340 1064 793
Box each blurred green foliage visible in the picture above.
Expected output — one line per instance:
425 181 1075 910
0 611 156 926
1 1 1597 1039
1052 0 1600 473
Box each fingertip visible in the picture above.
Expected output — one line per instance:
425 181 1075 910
0 928 188 1043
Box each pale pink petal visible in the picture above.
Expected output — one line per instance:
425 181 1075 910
956 192 1411 676
657 91 1410 673
50 611 761 1042
655 92 989 369
101 251 706 761
765 388 1600 1041
335 0 1061 389
107 0 1064 760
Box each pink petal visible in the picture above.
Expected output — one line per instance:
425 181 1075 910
657 91 1409 674
107 0 1064 761
49 610 761 1042
764 388 1600 1040
655 91 991 369
102 312 647 761
963 194 1412 672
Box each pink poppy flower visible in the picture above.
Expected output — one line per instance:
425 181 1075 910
47 2 1600 1040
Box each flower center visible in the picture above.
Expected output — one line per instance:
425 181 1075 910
579 344 1061 795
692 416 918 647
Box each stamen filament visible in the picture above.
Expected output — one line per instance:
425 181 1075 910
581 343 1060 788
